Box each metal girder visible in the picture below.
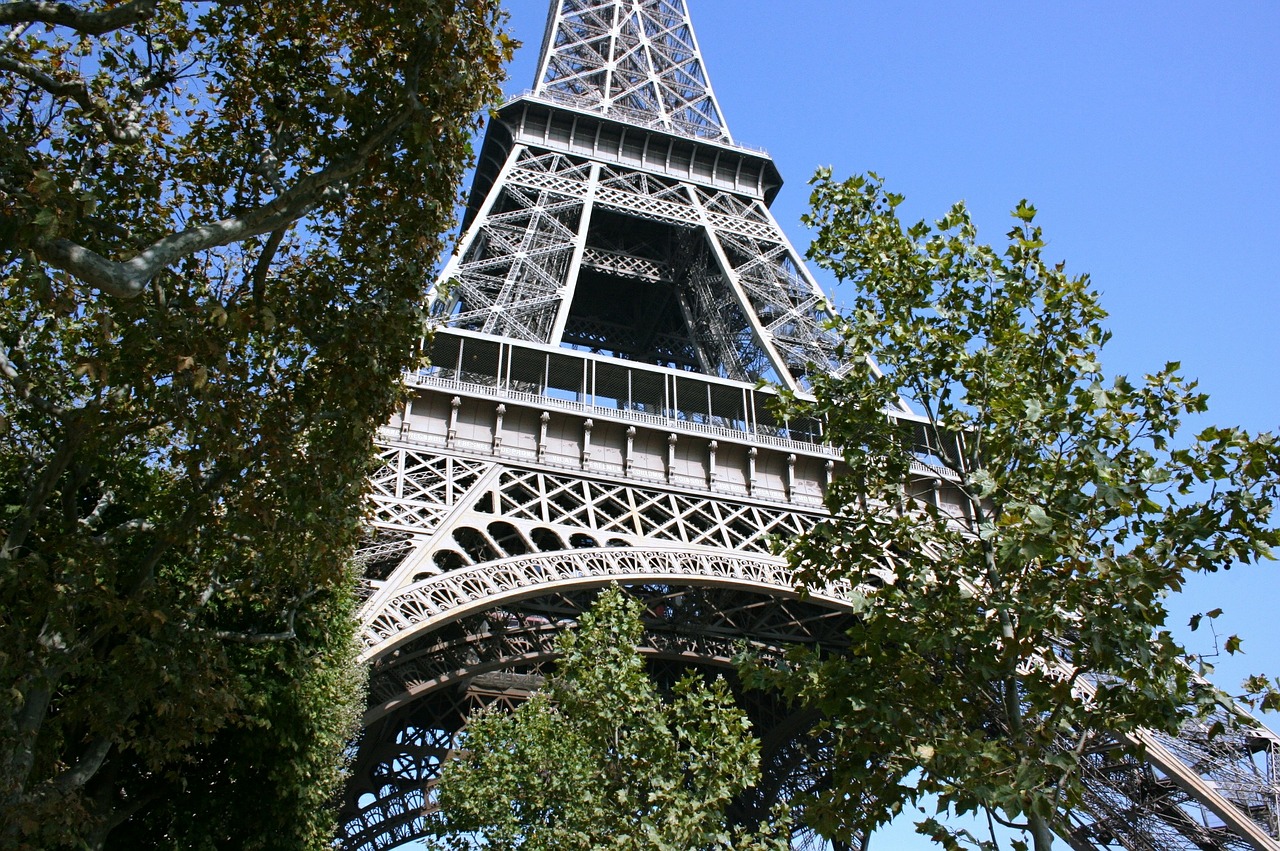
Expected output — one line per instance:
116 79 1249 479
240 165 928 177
347 419 1280 851
340 582 859 851
1062 693 1280 851
430 144 840 389
359 545 849 661
535 0 731 143
344 2 1280 849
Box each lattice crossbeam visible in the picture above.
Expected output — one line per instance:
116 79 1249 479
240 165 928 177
536 0 729 142
360 547 848 656
343 572 857 851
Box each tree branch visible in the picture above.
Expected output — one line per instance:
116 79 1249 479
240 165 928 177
77 487 115 531
32 100 416 298
1 412 90 561
1051 726 1094 810
126 465 234 599
0 53 145 143
2 680 52 812
2 20 30 53
0 0 159 36
0 343 18 382
53 735 112 793
210 626 298 645
988 809 1030 831
85 783 159 848
90 517 155 546
206 587 320 645
2 11 184 151
250 225 287 309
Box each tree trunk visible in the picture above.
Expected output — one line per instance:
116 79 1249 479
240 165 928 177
1029 812 1055 851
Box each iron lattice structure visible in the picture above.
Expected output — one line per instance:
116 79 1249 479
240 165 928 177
338 2 1280 849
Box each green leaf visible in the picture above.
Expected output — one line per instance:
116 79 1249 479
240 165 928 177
1026 505 1053 533
0 1 515 845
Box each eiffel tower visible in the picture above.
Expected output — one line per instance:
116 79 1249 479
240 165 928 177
337 3 1280 850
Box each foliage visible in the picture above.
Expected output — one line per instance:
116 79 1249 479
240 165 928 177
433 587 791 851
100 589 367 851
0 1 511 847
748 169 1280 850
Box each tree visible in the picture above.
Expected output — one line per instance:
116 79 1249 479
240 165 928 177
747 170 1280 850
432 587 792 851
0 1 511 847
97 589 367 851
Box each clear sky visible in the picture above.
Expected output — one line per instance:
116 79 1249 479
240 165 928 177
449 2 1280 846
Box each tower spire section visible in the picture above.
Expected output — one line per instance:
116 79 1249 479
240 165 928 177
534 0 732 143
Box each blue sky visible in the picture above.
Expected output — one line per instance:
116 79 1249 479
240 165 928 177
456 2 1279 845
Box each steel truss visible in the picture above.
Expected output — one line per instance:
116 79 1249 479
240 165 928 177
343 581 856 851
435 142 842 389
344 421 1280 851
342 2 1280 849
534 0 731 142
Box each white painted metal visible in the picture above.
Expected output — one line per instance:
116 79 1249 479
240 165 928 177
432 144 843 385
360 546 849 662
535 0 732 143
341 2 1280 850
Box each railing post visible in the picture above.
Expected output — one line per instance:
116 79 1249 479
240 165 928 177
538 411 550 462
493 404 506 455
625 426 635 477
447 396 461 448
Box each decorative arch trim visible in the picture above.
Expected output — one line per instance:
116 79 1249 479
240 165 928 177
360 546 853 662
